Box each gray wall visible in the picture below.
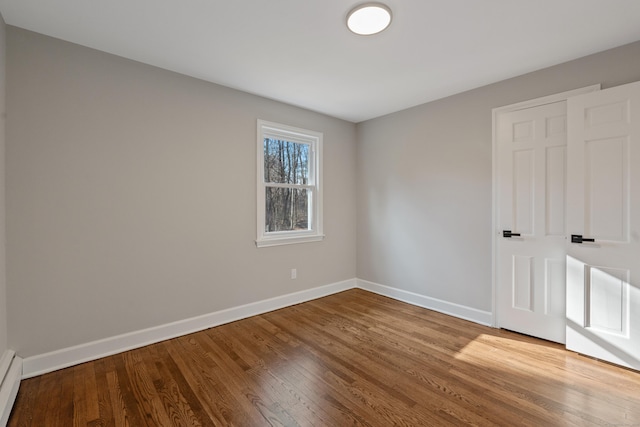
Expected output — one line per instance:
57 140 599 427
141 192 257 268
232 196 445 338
6 23 640 360
0 14 6 356
6 27 357 357
356 41 640 312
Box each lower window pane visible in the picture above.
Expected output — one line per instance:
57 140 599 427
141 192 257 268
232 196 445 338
265 188 309 232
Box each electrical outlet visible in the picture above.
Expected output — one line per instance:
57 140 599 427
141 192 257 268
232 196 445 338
291 268 297 279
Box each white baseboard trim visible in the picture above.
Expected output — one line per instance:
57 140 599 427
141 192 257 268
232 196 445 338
0 350 22 427
357 279 493 326
22 278 357 379
22 278 493 379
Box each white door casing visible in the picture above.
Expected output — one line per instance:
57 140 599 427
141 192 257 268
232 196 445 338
566 81 640 370
496 101 569 343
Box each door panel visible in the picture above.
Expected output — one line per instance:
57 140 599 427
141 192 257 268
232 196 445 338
513 255 533 310
566 80 640 370
497 101 568 343
545 146 566 236
585 137 627 240
586 265 627 334
545 258 566 317
513 149 535 234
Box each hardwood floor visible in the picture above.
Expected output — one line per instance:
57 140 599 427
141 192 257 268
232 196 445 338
8 289 640 426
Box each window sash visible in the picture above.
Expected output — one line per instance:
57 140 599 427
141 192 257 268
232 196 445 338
264 187 312 233
264 183 314 190
257 120 323 247
263 138 312 185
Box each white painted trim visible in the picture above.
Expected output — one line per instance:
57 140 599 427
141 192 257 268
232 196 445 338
22 277 498 379
256 119 324 248
255 234 325 248
0 351 22 427
491 85 601 328
357 279 493 326
492 85 601 115
0 351 14 386
23 279 356 379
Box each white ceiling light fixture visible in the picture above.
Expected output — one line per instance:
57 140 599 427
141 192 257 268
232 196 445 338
347 3 392 36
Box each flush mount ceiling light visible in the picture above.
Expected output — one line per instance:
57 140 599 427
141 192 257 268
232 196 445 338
347 3 392 36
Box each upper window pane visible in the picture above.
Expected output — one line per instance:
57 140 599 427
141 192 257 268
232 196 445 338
264 138 310 184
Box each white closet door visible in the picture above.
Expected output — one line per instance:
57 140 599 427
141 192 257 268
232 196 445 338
496 100 568 343
566 80 640 370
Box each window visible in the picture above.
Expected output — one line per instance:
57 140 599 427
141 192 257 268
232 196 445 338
256 120 323 247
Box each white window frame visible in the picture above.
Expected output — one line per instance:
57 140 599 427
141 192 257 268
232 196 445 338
256 119 324 247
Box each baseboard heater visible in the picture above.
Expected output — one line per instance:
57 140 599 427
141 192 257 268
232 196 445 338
0 350 22 426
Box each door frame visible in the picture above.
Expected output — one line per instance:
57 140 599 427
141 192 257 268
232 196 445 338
491 85 601 328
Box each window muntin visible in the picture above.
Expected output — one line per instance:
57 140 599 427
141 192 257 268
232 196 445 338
257 120 323 247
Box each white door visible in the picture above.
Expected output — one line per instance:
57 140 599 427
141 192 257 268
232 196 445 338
566 81 640 370
496 101 568 343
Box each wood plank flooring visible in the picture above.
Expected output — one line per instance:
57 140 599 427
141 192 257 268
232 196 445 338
8 289 640 426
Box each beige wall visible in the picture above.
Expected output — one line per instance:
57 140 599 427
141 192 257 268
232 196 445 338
6 27 357 357
0 14 6 355
356 41 640 312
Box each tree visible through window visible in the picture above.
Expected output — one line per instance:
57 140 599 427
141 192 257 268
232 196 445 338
257 120 323 247
264 138 310 232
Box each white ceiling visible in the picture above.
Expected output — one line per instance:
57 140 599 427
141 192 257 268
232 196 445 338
1 1 640 123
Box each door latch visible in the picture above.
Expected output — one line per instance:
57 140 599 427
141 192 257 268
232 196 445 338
503 230 521 238
571 234 595 244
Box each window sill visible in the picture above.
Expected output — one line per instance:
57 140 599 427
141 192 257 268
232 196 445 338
255 234 325 248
